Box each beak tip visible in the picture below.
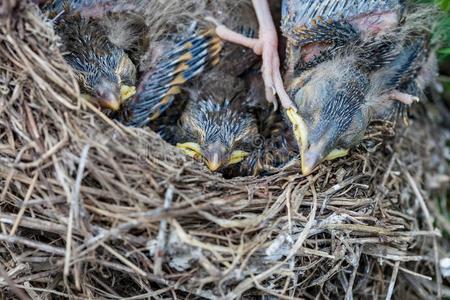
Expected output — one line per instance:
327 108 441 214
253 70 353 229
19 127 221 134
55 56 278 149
107 101 121 111
301 150 321 176
301 161 316 176
301 167 313 176
97 95 121 111
207 162 221 172
94 83 123 111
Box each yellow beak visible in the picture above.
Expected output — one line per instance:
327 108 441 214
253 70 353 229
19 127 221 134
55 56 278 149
84 92 121 111
120 85 136 102
228 150 249 165
206 156 222 172
176 142 202 159
325 149 349 161
287 108 349 175
287 108 311 175
102 99 121 111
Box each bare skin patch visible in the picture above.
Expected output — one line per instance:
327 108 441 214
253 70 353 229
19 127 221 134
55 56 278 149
350 11 399 37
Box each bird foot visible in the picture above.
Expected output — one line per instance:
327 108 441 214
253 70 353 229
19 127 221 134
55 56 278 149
206 8 297 111
385 90 420 105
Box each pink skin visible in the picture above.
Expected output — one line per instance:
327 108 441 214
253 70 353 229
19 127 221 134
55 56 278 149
384 90 419 105
350 12 399 38
211 0 296 111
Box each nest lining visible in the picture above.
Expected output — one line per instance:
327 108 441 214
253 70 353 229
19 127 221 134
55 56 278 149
0 2 449 299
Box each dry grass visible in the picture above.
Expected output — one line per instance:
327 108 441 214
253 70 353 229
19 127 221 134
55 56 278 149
0 1 449 299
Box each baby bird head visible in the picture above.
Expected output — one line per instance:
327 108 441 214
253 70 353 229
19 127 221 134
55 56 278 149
287 58 370 175
70 45 136 111
177 97 258 172
59 16 137 111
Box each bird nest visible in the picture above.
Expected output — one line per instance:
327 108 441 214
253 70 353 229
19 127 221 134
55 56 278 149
1 2 449 299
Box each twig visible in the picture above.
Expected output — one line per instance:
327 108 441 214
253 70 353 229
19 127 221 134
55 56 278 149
153 186 174 275
0 168 15 208
12 128 68 169
121 288 172 300
385 261 400 300
384 260 432 281
101 242 147 277
83 100 126 136
404 168 442 298
12 285 87 300
0 213 69 235
64 145 90 290
199 255 222 279
170 220 234 254
23 282 43 300
0 264 30 300
0 234 65 255
345 246 361 300
72 144 90 229
10 172 38 236
63 193 74 288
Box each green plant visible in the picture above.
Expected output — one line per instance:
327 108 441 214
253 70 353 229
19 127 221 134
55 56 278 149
434 0 450 59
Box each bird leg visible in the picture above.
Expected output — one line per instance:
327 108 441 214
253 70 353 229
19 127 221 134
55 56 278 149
384 90 420 105
208 0 296 111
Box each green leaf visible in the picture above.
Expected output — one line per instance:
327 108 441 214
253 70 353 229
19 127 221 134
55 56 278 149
437 0 450 11
439 48 450 55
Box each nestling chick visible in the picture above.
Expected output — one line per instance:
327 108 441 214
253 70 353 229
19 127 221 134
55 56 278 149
175 64 261 173
177 91 259 172
46 2 139 111
282 0 436 175
175 2 266 173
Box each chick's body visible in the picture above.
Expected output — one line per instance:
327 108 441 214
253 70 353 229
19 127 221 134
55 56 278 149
56 14 136 110
282 0 436 175
44 0 143 111
177 67 297 176
177 69 259 173
174 0 301 175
